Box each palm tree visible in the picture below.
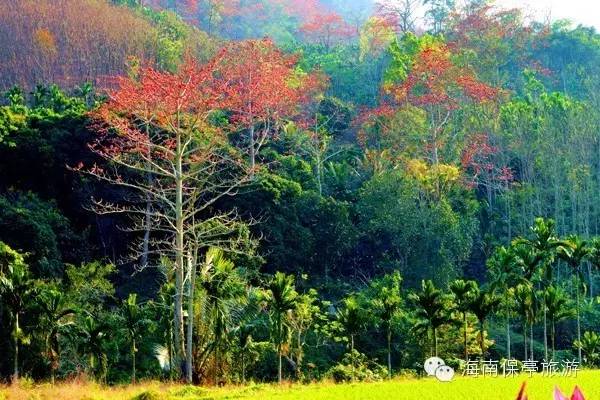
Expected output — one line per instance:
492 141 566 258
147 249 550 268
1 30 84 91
514 283 537 360
337 295 365 382
557 235 590 364
469 288 500 360
514 218 560 362
155 279 175 380
236 322 255 385
121 293 150 384
409 280 449 358
372 271 402 378
511 243 544 281
586 237 600 297
232 287 264 384
266 272 298 384
487 245 521 359
200 247 245 383
38 288 76 384
0 243 33 381
288 288 320 380
77 314 108 382
449 279 477 361
544 285 574 359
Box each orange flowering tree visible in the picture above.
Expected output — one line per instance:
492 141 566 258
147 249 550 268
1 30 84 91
217 38 326 173
374 34 497 165
80 57 252 383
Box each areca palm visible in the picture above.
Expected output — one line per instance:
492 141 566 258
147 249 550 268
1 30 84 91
232 287 264 384
544 285 574 359
557 235 590 364
514 283 538 360
77 314 108 382
511 243 544 281
514 218 560 362
38 288 76 383
586 237 600 297
0 243 34 381
155 279 175 379
266 272 298 384
121 293 151 384
200 247 245 383
487 245 521 359
372 271 403 378
449 279 477 361
409 280 449 358
235 322 255 384
337 295 366 382
469 288 500 360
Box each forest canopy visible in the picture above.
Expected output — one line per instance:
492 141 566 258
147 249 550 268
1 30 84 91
2 0 600 389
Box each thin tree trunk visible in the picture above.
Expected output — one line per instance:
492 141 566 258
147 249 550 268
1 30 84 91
215 344 220 385
13 313 19 381
543 304 548 361
551 319 556 360
241 351 246 384
464 313 468 361
132 338 136 384
529 323 534 360
141 178 152 268
278 342 282 384
479 321 485 360
433 327 438 357
174 131 186 380
167 323 173 381
316 151 322 196
523 322 527 361
576 270 582 364
387 327 392 379
506 313 511 359
249 124 256 175
350 334 355 382
185 251 197 384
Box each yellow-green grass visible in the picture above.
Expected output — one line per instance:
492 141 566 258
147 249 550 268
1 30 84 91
2 371 600 400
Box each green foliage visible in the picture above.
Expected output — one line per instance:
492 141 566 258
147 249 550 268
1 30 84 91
384 33 442 84
409 280 450 357
0 192 81 277
357 170 477 287
325 350 388 383
140 7 215 71
574 331 600 367
6 2 600 386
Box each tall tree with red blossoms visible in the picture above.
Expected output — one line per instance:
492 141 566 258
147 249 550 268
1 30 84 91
217 38 326 174
299 12 355 50
384 35 499 167
81 57 252 383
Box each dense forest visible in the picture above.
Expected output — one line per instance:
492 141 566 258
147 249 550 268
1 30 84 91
2 0 600 387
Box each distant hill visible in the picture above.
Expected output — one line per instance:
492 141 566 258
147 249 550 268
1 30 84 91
142 0 375 41
0 0 216 91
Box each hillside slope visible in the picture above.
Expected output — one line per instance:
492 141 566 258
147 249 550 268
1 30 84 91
0 0 216 90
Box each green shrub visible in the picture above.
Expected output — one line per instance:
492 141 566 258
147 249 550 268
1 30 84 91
130 390 161 400
325 350 388 383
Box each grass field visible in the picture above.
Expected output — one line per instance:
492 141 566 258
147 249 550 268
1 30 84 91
2 371 600 400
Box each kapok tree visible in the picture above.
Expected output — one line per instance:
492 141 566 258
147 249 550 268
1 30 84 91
384 34 499 166
299 12 355 50
217 38 325 174
80 58 251 383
